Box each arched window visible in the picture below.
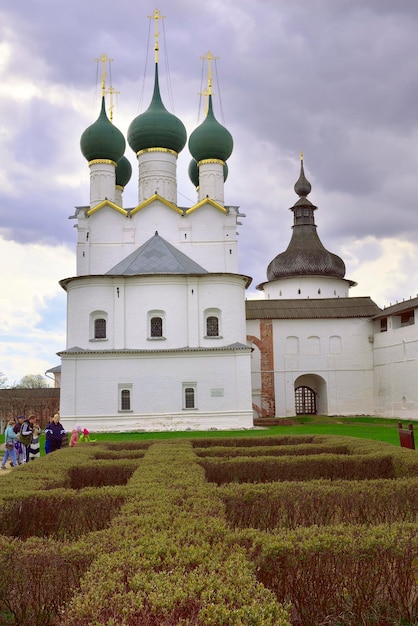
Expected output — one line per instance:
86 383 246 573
90 311 108 342
150 316 163 338
206 316 219 337
94 318 106 339
204 308 221 339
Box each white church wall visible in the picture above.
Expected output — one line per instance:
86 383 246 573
65 278 116 349
59 348 253 432
178 206 238 273
65 274 248 352
77 208 136 275
373 312 418 419
130 200 185 245
271 317 375 416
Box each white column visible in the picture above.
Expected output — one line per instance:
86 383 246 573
89 159 117 207
198 159 225 205
137 149 178 204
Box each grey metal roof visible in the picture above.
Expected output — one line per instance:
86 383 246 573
106 232 208 275
266 160 347 282
246 297 381 320
373 296 418 319
58 342 250 356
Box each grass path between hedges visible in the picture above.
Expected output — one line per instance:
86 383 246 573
1 416 414 475
89 416 416 447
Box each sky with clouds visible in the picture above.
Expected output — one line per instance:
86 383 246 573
0 0 418 385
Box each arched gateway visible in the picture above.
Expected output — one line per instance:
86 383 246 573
294 374 328 416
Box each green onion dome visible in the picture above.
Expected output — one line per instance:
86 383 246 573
80 97 126 163
128 64 187 155
188 95 233 163
115 155 132 188
188 159 199 188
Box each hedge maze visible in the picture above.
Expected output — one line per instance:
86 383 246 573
0 435 417 625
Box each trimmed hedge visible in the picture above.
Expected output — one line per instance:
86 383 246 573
0 535 97 625
192 435 317 448
219 478 418 529
60 442 289 625
0 434 417 625
199 453 397 484
0 486 127 539
195 443 351 458
241 524 418 626
68 459 140 489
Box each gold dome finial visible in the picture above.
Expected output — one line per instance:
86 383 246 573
94 53 114 97
199 51 219 115
148 8 166 64
300 149 304 161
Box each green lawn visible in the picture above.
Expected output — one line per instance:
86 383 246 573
75 416 416 448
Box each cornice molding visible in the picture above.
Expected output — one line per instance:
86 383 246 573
136 147 178 157
86 199 128 217
198 158 225 166
88 159 117 167
186 197 226 215
130 193 183 216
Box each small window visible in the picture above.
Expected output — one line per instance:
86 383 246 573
206 316 219 337
94 318 106 339
380 318 387 332
204 308 222 339
400 312 414 327
150 316 163 337
185 387 195 409
121 389 131 411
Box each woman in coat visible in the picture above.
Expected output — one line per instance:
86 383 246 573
1 418 18 469
44 413 66 453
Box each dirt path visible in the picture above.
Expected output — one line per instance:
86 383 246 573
0 461 18 475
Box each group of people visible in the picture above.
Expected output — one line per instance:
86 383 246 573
1 413 66 470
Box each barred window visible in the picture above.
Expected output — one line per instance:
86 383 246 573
94 318 106 339
206 316 219 337
121 389 131 411
150 316 163 337
185 387 195 409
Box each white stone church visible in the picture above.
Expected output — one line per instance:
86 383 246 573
52 44 418 432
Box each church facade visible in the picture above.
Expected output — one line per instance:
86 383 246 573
55 41 418 432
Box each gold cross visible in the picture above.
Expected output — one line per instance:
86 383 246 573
94 53 114 96
148 8 166 63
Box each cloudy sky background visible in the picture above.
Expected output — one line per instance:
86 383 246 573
0 0 418 384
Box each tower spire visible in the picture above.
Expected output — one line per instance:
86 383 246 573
265 157 346 283
148 8 165 64
94 53 114 97
294 151 312 198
